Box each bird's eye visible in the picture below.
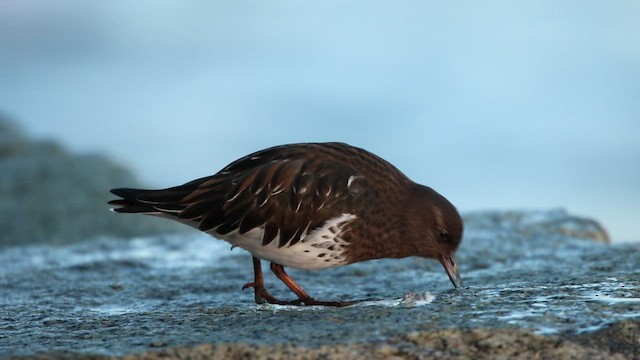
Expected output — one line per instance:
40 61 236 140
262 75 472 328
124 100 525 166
438 228 450 243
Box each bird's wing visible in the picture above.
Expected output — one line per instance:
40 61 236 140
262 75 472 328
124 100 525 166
119 147 374 248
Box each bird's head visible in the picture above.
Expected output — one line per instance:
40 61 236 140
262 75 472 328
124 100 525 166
407 184 464 288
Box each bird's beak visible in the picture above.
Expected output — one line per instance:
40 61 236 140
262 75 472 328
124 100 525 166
439 254 463 288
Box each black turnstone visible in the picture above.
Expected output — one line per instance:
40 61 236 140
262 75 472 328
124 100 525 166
109 142 463 306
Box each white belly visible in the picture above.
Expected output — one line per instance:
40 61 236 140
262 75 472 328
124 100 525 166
212 213 355 270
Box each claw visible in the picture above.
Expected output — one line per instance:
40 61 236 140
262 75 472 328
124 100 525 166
242 282 256 291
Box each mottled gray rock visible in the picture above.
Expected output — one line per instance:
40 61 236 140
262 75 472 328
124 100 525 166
1 209 638 359
463 209 610 243
0 116 184 247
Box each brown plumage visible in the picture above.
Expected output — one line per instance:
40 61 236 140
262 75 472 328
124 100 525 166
109 142 463 306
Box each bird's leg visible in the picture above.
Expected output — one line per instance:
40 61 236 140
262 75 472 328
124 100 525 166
241 256 268 304
269 262 360 307
242 257 302 305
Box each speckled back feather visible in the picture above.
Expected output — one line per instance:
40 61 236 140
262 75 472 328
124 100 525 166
110 142 409 250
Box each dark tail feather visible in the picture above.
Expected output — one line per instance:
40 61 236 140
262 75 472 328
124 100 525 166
109 188 153 213
108 186 196 214
109 177 216 215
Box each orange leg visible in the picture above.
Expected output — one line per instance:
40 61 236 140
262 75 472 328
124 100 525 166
242 257 302 305
269 262 360 307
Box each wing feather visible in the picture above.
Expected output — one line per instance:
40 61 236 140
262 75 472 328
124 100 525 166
109 143 386 249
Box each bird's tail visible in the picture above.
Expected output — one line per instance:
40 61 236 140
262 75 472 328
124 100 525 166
108 187 193 215
109 188 153 213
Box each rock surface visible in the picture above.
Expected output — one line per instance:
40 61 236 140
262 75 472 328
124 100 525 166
463 209 611 243
1 210 638 359
0 117 183 247
21 324 638 360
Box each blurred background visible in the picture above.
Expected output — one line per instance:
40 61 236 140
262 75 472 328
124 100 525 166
0 1 638 243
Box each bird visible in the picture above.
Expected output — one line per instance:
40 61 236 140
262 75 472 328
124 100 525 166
108 142 463 306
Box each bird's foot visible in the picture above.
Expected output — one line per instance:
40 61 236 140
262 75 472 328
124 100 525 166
241 282 303 305
242 282 361 307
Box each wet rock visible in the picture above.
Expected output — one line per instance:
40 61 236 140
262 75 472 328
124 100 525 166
0 116 184 247
2 226 638 359
463 209 610 243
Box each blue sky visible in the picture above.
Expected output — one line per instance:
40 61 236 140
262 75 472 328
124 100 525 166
1 1 638 242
